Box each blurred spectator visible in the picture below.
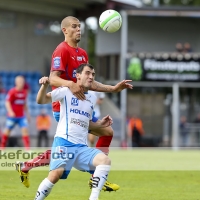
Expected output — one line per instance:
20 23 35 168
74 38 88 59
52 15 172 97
36 109 51 147
193 113 200 145
183 42 192 53
175 42 192 53
0 75 30 150
194 113 200 123
88 91 105 147
127 115 144 147
179 116 189 147
175 42 183 53
0 77 5 93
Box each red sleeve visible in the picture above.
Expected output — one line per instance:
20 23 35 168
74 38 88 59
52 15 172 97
83 49 89 63
6 89 14 102
24 82 30 90
51 46 68 72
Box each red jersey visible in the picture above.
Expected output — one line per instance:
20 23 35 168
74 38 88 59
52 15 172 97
6 88 27 117
23 82 30 91
50 42 88 112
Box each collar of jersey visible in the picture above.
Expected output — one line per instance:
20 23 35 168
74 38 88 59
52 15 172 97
84 92 88 94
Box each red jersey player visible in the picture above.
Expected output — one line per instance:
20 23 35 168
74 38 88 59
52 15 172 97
15 16 132 191
1 75 30 150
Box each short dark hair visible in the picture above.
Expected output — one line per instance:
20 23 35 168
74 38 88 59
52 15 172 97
76 63 94 74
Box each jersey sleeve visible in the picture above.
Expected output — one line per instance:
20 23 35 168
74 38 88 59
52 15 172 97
50 87 69 102
96 92 105 99
83 50 89 63
100 92 105 99
5 89 14 102
90 94 97 120
91 112 98 122
51 46 68 72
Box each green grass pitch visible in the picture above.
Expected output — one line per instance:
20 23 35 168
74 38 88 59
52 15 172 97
0 149 200 200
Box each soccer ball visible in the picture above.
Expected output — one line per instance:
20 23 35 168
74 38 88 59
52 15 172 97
99 9 122 33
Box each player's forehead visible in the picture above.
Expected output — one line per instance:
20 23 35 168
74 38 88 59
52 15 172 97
15 76 24 82
62 17 80 28
69 19 80 26
83 66 95 73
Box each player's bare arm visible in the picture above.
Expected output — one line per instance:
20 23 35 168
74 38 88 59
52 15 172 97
89 115 113 131
5 101 15 117
91 80 133 93
49 71 71 87
37 77 52 104
49 71 85 100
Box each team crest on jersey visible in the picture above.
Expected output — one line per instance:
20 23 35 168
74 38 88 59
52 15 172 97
72 69 76 78
71 97 79 106
53 57 61 68
77 56 82 61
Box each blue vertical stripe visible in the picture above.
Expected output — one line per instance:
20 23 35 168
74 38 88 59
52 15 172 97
64 97 68 139
65 64 71 80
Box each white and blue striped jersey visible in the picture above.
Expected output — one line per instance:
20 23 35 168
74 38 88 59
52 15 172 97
50 87 97 145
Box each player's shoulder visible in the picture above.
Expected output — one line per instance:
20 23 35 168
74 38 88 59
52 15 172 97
8 87 15 93
54 86 69 93
87 91 97 101
55 41 66 49
88 90 95 96
51 87 71 100
53 42 69 53
78 46 86 52
78 47 88 55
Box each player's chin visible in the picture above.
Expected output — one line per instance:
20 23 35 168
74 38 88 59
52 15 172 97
75 37 81 42
86 83 92 89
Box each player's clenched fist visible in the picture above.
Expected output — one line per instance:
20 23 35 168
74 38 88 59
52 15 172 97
100 115 113 127
39 76 49 85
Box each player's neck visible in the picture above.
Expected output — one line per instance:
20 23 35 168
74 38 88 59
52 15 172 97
15 86 23 91
84 89 88 93
65 40 78 48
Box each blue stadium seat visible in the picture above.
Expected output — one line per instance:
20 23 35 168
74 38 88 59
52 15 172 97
0 94 6 100
0 107 6 116
2 76 7 85
12 71 20 77
32 76 40 84
8 77 15 86
6 83 13 90
32 85 40 93
15 71 26 77
0 71 7 78
32 72 41 79
23 71 32 78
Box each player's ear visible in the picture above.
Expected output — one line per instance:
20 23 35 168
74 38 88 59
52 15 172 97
62 27 67 34
76 73 80 80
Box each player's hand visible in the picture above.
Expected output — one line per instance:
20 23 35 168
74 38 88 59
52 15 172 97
39 77 49 86
113 80 133 92
100 115 113 127
69 82 85 100
8 111 15 117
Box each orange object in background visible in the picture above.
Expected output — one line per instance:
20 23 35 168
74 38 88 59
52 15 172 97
36 113 51 131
